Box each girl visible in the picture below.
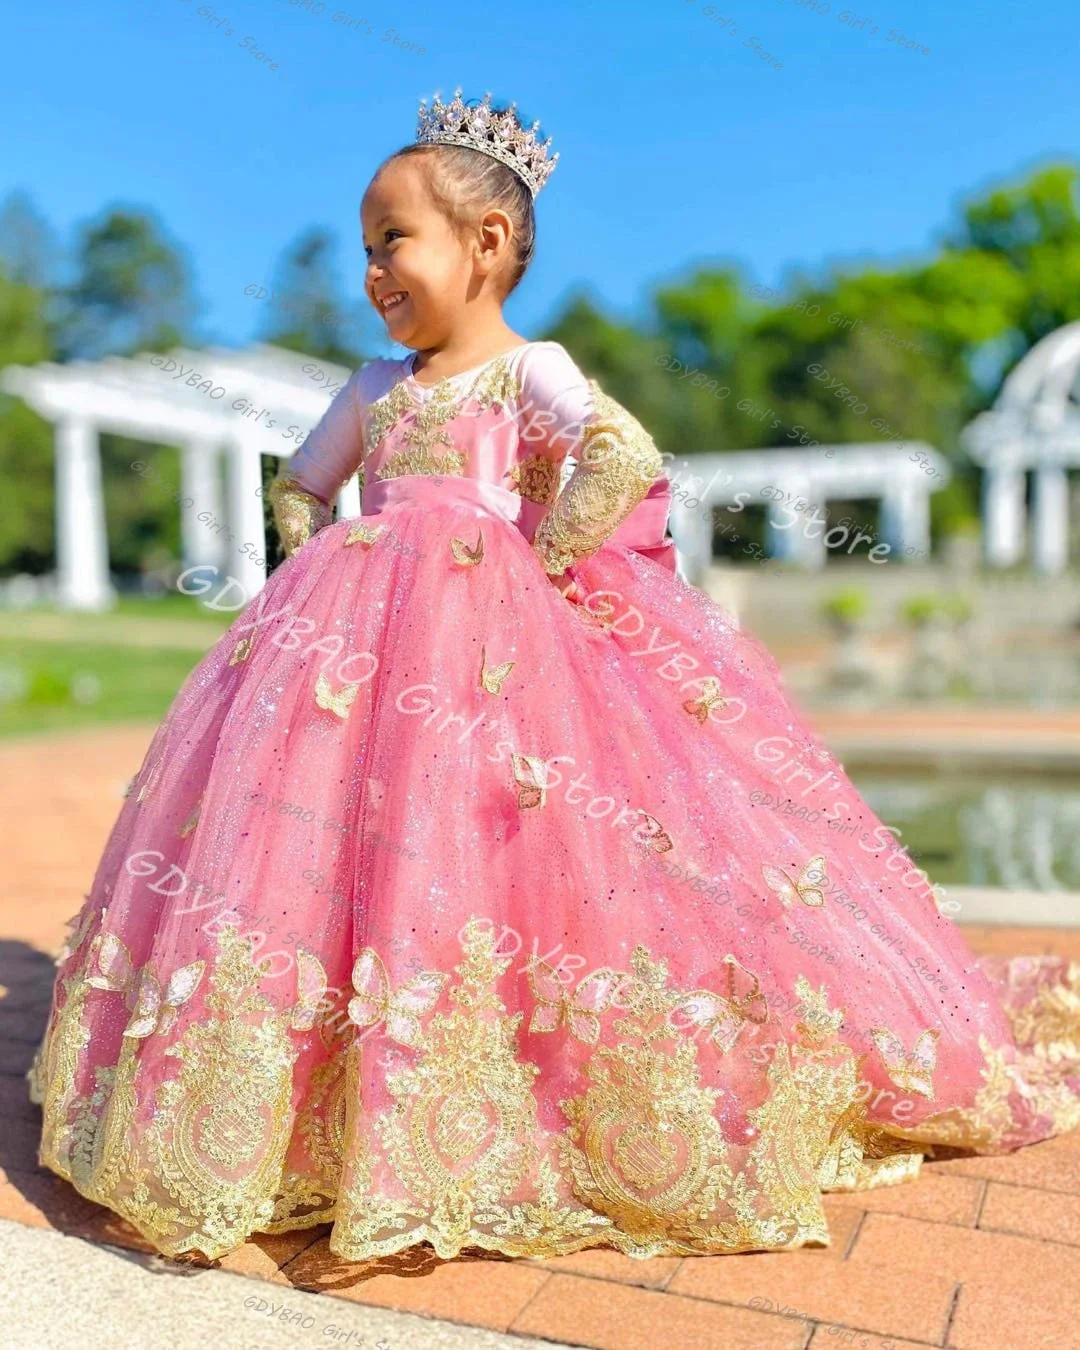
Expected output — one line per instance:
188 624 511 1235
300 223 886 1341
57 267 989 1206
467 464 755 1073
31 90 1080 1264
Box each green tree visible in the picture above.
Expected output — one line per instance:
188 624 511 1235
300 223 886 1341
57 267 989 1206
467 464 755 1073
545 164 1080 544
261 228 367 366
542 292 694 449
0 265 55 572
0 191 57 290
58 208 197 360
100 437 183 578
952 164 1080 348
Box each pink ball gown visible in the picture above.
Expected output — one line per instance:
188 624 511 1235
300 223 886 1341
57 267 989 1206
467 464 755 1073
30 340 1080 1262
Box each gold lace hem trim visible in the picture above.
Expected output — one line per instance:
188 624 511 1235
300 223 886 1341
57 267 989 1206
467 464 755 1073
29 919 1080 1262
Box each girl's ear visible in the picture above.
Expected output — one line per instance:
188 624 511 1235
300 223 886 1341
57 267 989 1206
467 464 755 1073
475 207 514 280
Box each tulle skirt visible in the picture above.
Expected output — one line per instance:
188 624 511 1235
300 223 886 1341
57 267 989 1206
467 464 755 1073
30 475 1080 1261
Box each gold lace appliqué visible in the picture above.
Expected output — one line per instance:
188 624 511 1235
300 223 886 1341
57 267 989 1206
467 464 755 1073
375 445 465 481
1007 960 1080 1058
510 454 561 506
268 476 334 558
32 912 1080 1263
534 381 664 575
471 356 521 411
330 925 849 1260
365 382 415 454
344 522 385 547
34 926 325 1258
368 354 522 482
556 945 826 1251
782 977 924 1193
138 929 302 1253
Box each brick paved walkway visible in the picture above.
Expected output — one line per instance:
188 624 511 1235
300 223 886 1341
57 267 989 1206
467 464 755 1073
2 723 1079 1349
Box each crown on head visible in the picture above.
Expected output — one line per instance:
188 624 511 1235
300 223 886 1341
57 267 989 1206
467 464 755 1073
415 88 558 198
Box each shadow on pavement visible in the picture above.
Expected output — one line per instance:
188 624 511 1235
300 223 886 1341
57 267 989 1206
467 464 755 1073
280 1241 509 1293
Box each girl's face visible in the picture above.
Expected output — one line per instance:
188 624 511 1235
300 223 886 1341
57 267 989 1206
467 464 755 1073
361 157 476 350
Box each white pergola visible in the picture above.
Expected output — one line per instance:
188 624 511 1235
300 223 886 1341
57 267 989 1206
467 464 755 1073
3 341 951 606
962 320 1080 574
665 444 950 583
2 345 358 610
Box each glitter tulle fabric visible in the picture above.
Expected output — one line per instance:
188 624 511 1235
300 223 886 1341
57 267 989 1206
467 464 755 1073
31 342 1080 1261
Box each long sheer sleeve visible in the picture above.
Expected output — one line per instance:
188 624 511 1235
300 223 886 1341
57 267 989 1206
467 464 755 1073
269 368 366 557
522 346 666 576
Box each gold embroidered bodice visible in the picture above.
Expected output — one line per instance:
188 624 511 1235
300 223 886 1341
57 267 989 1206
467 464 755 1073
269 342 664 565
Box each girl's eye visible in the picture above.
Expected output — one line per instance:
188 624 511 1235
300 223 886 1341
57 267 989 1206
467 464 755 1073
384 229 403 244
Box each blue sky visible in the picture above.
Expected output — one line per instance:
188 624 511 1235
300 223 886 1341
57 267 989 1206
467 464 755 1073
3 0 1077 359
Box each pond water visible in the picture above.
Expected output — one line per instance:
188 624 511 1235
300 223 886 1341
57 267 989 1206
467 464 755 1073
853 772 1080 892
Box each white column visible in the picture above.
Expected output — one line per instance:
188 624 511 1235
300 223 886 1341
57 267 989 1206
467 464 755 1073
880 483 931 561
180 440 225 567
765 484 802 561
338 473 362 520
766 478 825 567
983 467 1027 568
1032 465 1069 575
669 499 713 586
54 417 114 611
797 530 827 569
228 440 268 600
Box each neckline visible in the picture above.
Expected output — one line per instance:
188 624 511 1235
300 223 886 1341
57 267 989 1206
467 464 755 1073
405 342 534 392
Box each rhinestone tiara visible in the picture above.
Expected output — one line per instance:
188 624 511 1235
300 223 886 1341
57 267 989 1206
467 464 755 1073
415 88 558 198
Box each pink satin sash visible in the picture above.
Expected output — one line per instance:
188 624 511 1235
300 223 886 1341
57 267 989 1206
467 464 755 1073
362 475 523 525
361 473 676 571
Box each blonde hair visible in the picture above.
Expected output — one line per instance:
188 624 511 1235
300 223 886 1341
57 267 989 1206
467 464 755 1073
379 141 536 297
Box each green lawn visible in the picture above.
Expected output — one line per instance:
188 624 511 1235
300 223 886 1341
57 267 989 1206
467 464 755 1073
94 592 236 623
0 597 233 737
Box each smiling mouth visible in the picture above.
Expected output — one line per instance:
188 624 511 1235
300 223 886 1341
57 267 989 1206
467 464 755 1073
378 291 408 315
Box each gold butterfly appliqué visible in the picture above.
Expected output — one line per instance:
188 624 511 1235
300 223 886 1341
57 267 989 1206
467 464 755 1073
526 962 624 1045
669 955 769 1052
345 522 386 547
479 645 514 695
511 753 549 810
347 948 447 1048
637 812 674 854
870 1026 940 1098
762 854 829 908
450 531 484 566
682 677 728 725
315 672 361 721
